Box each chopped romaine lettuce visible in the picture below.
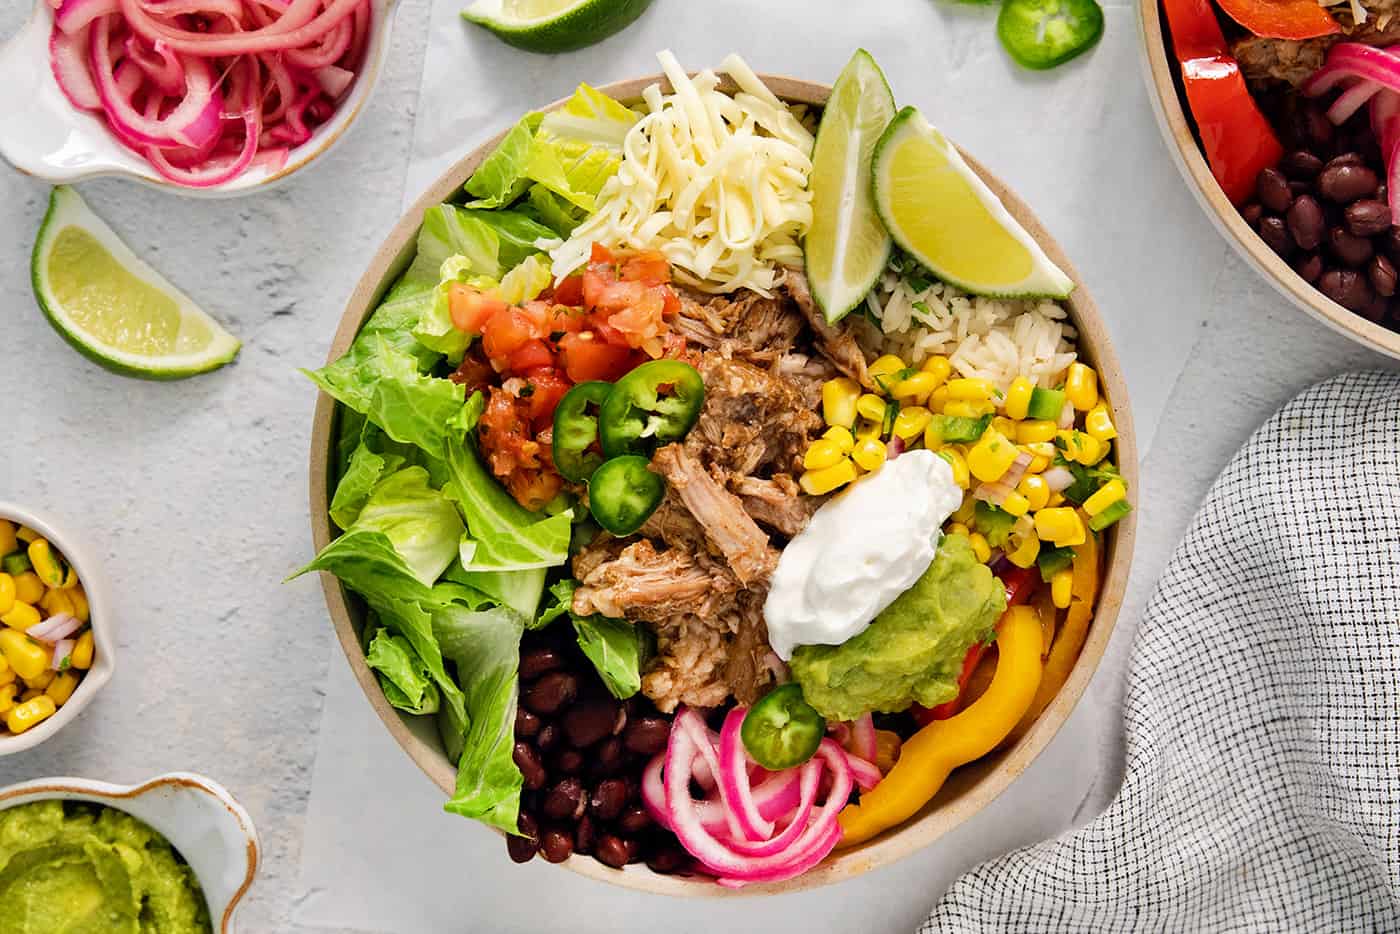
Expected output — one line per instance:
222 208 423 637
331 422 425 529
352 468 464 587
366 629 441 715
434 604 526 832
465 113 543 209
538 580 644 700
537 84 638 151
496 254 553 305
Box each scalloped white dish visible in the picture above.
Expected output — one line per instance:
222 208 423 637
0 0 398 197
0 772 259 931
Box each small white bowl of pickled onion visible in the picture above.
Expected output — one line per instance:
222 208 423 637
0 503 116 756
0 0 398 195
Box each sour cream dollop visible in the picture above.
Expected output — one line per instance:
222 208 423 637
764 450 964 660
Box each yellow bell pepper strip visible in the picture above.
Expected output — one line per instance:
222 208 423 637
1004 531 1100 747
837 605 1044 847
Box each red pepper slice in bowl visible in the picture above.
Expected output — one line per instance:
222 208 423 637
1214 0 1340 40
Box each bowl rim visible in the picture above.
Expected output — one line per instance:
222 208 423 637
1136 0 1400 360
307 70 1138 896
0 501 116 755
0 0 399 198
0 770 260 932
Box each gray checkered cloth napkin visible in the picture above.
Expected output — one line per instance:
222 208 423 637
921 371 1400 933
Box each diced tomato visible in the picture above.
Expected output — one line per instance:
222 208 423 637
508 339 555 374
548 305 588 335
589 243 616 265
582 266 609 308
523 367 571 425
593 278 647 314
619 250 670 286
589 320 629 348
482 309 534 360
448 283 507 334
558 331 637 383
552 275 585 307
477 387 562 511
661 287 681 318
448 345 496 396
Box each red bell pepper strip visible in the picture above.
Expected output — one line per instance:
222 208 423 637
1214 0 1339 40
912 565 1041 725
1161 0 1287 205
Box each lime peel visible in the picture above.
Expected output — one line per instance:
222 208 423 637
872 107 1075 300
462 0 654 53
803 49 897 324
31 186 240 380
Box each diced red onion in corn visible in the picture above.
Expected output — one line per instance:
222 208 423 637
1043 465 1075 493
887 435 906 459
48 0 371 188
26 613 82 644
1000 451 1033 489
1057 399 1075 429
50 639 76 671
974 481 1014 507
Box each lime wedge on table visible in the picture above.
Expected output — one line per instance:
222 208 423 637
462 0 654 53
31 187 240 380
803 49 897 324
871 107 1074 299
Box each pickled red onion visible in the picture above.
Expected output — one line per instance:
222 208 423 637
652 707 863 887
48 0 369 188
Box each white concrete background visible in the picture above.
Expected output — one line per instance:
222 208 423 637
0 0 1395 931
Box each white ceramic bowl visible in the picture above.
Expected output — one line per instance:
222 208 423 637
0 502 116 755
0 0 399 196
0 772 259 932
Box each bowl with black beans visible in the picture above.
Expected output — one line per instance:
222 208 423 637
1141 4 1400 359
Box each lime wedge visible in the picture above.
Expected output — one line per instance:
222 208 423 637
803 49 897 324
872 107 1074 299
31 187 240 380
463 0 653 53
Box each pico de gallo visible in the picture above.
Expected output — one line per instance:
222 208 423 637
447 244 688 511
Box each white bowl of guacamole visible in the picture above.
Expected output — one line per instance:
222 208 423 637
0 772 258 932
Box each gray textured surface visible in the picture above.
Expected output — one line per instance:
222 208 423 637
0 1 429 930
1 0 1396 931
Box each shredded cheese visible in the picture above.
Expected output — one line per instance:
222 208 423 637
550 50 815 295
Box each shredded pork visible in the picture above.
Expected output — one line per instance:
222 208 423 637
571 277 871 711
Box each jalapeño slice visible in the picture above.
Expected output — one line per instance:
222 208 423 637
588 455 665 536
740 683 826 771
552 380 613 482
598 360 704 458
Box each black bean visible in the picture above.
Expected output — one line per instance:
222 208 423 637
540 827 574 863
590 778 628 820
1258 216 1294 257
1325 152 1364 170
1281 149 1324 180
513 742 548 791
1345 199 1392 237
519 646 565 680
1318 269 1374 311
523 671 578 715
562 699 619 749
624 717 671 756
507 812 540 863
1328 226 1374 267
553 748 584 775
1286 195 1325 251
592 736 627 777
515 707 542 739
1293 253 1324 285
574 815 596 855
1370 254 1398 297
594 833 633 869
646 846 689 874
542 777 587 820
535 723 561 753
1305 106 1335 148
1360 296 1391 322
1378 183 1388 204
617 804 652 834
1318 164 1379 203
1384 228 1400 264
1241 203 1265 226
1257 167 1293 213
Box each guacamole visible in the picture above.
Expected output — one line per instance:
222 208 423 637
789 534 1007 722
0 800 212 934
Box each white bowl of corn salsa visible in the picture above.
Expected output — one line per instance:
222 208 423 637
0 504 114 754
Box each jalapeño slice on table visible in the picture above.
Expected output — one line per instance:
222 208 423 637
588 455 665 536
552 380 614 482
741 683 826 771
996 0 1104 71
598 360 705 458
